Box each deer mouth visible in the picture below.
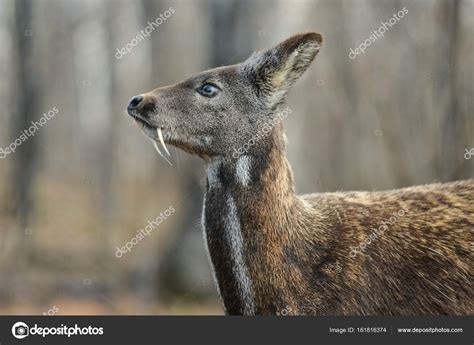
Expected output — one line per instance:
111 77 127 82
130 114 173 165
129 110 212 161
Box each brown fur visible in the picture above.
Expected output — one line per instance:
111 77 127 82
203 129 473 315
238 142 471 314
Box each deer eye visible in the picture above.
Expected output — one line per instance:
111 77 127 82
197 83 220 98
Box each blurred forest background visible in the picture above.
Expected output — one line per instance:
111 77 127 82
0 0 472 314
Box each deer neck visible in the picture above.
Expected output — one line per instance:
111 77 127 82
202 130 304 314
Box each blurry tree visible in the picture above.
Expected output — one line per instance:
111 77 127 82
324 0 362 189
436 0 463 180
208 0 240 66
95 0 123 306
6 0 38 265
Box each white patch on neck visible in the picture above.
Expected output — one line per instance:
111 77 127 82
201 193 223 305
236 155 252 187
206 158 222 189
225 195 256 314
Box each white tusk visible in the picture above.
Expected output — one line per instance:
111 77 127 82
152 140 163 156
157 127 170 156
151 139 172 166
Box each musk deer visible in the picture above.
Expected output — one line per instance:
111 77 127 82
127 32 473 315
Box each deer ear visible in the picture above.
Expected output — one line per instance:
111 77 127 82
242 32 323 107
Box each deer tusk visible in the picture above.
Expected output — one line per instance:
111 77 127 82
157 127 170 156
151 139 172 166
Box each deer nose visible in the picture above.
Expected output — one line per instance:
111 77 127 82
128 95 143 110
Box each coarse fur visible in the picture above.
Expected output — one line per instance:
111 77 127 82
128 32 474 315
